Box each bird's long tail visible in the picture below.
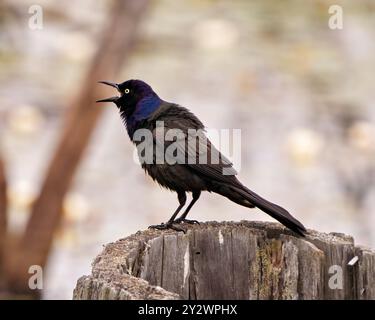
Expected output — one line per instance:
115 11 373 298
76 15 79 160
214 183 307 236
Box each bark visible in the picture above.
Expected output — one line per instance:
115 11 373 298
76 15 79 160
73 221 375 300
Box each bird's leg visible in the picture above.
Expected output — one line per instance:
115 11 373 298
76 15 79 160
174 190 201 224
149 191 187 232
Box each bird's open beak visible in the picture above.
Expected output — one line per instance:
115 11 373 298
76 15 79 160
96 81 120 103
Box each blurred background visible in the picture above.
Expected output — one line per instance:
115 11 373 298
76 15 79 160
0 0 374 299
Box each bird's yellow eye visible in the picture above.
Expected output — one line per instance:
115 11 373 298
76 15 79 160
124 88 130 94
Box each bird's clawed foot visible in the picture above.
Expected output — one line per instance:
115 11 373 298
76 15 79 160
173 218 200 225
148 222 186 233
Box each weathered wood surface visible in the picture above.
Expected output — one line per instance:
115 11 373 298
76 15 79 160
73 221 375 300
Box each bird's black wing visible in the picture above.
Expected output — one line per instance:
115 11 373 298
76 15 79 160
151 107 239 184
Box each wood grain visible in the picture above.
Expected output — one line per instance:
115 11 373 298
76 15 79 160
73 221 375 300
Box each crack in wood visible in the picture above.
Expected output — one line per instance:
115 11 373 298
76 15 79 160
73 221 375 300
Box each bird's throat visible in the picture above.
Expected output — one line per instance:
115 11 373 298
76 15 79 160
121 94 162 138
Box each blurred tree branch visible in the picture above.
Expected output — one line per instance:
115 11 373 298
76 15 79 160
0 157 7 276
4 0 150 296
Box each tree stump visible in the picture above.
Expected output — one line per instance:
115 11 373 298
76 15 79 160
73 221 375 300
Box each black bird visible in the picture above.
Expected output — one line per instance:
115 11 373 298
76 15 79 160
97 79 306 236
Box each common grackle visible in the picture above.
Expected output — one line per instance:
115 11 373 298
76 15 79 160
97 80 306 236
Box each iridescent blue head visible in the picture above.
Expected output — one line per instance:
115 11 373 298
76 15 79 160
97 79 162 137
